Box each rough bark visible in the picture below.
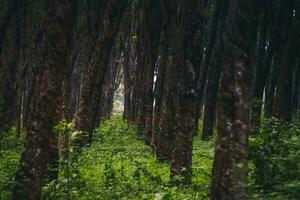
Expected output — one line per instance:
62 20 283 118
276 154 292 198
273 1 299 122
123 25 134 121
124 2 139 122
202 0 226 140
194 0 220 133
0 0 24 132
211 0 255 199
75 0 129 146
264 58 278 118
152 30 167 148
249 2 269 133
292 63 300 118
130 7 144 124
12 0 73 198
98 37 122 122
138 0 161 145
156 0 204 184
0 0 18 55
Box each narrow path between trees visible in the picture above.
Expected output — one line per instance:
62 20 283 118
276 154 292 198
47 116 214 199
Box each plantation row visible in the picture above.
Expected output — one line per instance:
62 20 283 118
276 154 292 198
1 0 300 199
1 116 299 199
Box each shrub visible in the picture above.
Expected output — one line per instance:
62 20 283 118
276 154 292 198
249 118 300 199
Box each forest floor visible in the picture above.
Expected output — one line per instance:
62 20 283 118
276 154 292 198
0 115 298 199
0 116 213 200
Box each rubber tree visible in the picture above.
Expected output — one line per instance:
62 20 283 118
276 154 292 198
202 0 226 140
137 0 162 145
273 0 299 122
211 0 256 199
156 0 204 184
12 0 74 198
74 0 129 146
0 0 24 132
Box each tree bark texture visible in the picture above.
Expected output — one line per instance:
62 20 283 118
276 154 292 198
156 0 204 184
273 0 299 122
202 0 226 140
211 0 255 199
75 0 128 146
12 0 73 198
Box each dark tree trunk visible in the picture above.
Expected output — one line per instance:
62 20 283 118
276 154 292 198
75 0 129 146
138 0 162 145
211 0 255 199
202 0 226 141
0 0 19 54
57 0 78 177
273 54 294 122
152 30 167 148
156 0 204 184
98 37 122 122
250 2 269 133
123 29 133 121
194 0 220 134
124 3 139 122
0 0 24 132
123 36 132 121
273 1 299 122
130 12 144 124
12 0 73 198
264 58 278 118
292 63 300 118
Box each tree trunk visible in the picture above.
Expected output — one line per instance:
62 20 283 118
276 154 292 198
138 0 161 145
98 37 122 122
74 0 129 146
273 1 299 122
211 0 255 199
12 0 73 198
0 0 24 132
250 3 269 133
124 2 139 122
292 63 300 118
157 0 204 184
201 0 225 140
152 30 167 148
264 58 278 118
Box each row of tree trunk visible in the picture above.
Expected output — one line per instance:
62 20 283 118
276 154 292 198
122 0 300 198
0 0 299 198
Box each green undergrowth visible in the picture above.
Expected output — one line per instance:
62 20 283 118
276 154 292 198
45 116 214 199
1 116 299 199
0 128 24 200
248 118 300 200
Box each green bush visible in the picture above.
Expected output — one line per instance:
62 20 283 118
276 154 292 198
43 116 214 199
0 128 24 199
249 118 300 199
2 116 299 199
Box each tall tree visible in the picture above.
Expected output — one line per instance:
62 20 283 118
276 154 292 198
74 0 129 146
211 0 255 199
123 3 138 121
273 0 299 122
0 0 24 132
202 0 225 140
156 0 204 183
249 1 270 133
137 0 162 145
292 62 300 118
12 0 74 198
152 30 168 148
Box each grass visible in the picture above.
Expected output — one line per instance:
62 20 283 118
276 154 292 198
51 116 214 200
1 115 298 199
0 128 24 200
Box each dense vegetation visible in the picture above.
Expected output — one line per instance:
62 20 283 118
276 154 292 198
1 116 299 199
0 0 300 199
